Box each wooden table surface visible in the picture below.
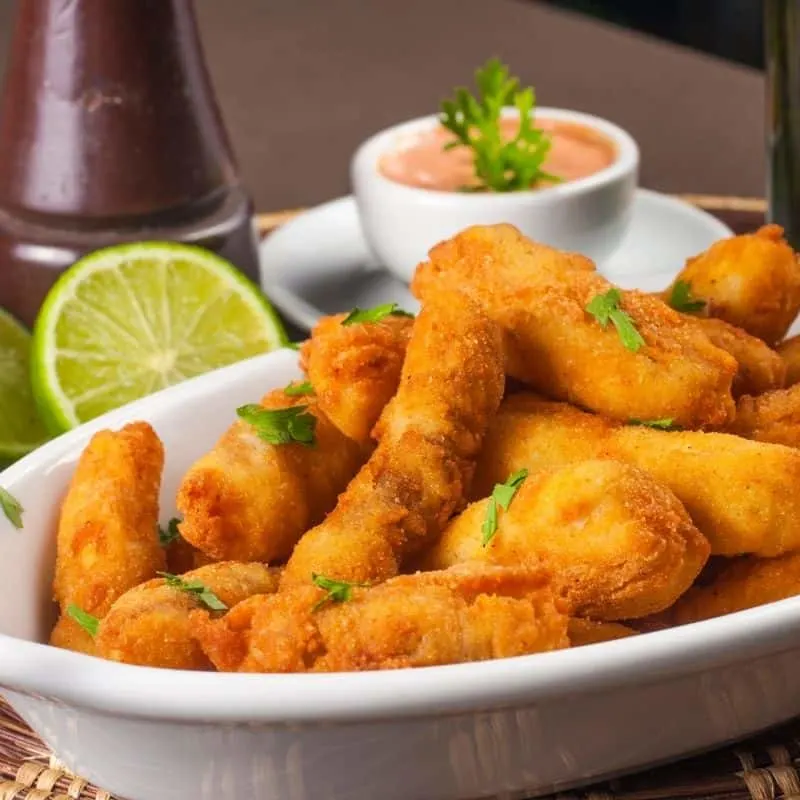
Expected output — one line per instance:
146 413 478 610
0 0 766 211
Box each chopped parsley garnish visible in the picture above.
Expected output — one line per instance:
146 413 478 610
157 572 227 611
667 280 706 314
585 288 645 352
481 500 499 546
0 487 23 530
628 418 677 430
237 403 317 446
158 517 182 547
67 604 100 638
440 58 559 192
482 468 529 546
311 573 368 611
341 303 415 326
284 380 314 397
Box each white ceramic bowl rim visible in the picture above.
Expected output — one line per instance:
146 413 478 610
1 351 798 725
353 107 640 202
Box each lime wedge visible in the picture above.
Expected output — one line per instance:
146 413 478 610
31 242 287 433
0 309 50 463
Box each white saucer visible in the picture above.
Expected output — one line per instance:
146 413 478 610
259 190 733 331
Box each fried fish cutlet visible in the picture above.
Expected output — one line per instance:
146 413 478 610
95 562 279 670
474 394 800 558
50 422 166 656
300 312 413 445
728 384 800 448
666 225 800 345
689 316 785 397
281 289 505 588
411 224 736 428
422 460 709 620
567 618 638 647
778 334 800 387
176 391 365 563
192 564 568 673
670 552 800 625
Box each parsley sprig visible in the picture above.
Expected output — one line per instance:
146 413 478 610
237 404 317 446
342 303 415 326
157 572 227 611
0 487 23 529
311 573 368 612
668 280 706 314
158 517 182 547
482 468 529 546
284 380 314 397
628 418 677 430
67 604 100 638
440 58 558 192
586 289 645 352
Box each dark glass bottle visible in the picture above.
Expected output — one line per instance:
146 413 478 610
0 0 259 327
766 0 800 248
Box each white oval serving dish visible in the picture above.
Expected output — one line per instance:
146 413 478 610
2 348 800 800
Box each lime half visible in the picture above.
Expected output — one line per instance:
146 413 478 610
0 309 49 463
31 242 287 433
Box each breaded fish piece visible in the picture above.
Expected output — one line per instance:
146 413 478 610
728 384 800 448
778 334 800 387
690 316 785 397
670 552 800 625
50 422 166 656
474 394 800 557
95 562 279 670
193 564 568 673
568 619 638 647
300 312 413 445
281 290 505 587
422 460 709 620
412 224 736 428
666 225 800 345
176 391 365 563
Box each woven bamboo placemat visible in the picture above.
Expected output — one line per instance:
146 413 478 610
0 193 773 800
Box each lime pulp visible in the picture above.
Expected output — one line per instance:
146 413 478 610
0 309 50 463
31 242 288 433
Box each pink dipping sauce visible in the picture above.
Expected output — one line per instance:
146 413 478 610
379 117 617 192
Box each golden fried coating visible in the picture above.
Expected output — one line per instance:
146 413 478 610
412 224 736 428
567 619 638 647
193 564 568 673
475 394 800 558
690 316 785 397
94 562 279 670
50 423 166 656
778 334 800 387
281 290 505 587
300 313 412 445
670 552 800 625
49 614 98 656
176 391 365 563
728 384 800 448
667 225 800 345
422 460 709 620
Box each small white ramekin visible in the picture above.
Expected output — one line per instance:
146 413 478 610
351 107 639 282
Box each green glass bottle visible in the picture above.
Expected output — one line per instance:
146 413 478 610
766 0 800 248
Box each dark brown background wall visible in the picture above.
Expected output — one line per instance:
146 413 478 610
0 0 767 209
